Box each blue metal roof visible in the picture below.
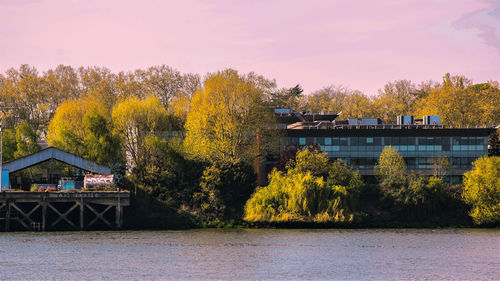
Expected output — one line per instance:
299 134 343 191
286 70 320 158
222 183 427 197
2 147 111 174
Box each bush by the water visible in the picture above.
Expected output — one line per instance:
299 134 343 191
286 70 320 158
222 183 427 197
462 156 500 225
383 175 454 221
244 149 363 224
193 161 256 220
375 147 469 222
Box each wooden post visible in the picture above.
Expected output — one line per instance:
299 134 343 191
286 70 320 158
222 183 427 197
116 195 121 229
42 202 46 232
41 193 46 232
80 198 84 230
119 206 123 228
5 201 10 232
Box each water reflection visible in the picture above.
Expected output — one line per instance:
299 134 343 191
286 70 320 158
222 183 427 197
0 229 498 280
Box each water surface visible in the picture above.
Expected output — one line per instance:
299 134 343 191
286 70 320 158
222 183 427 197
0 229 498 280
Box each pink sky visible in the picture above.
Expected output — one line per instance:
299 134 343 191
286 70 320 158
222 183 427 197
0 0 499 95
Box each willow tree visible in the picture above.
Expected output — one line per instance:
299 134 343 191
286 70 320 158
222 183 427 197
184 69 277 165
244 149 363 223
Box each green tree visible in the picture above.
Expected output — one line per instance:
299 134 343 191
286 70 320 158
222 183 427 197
462 156 500 225
267 84 303 109
387 175 448 221
193 161 256 220
184 69 277 165
1 129 17 161
327 159 364 196
375 146 406 186
132 136 205 208
14 120 40 158
488 128 500 156
83 112 121 165
286 147 329 177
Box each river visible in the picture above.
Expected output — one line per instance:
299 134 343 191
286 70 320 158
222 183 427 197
0 229 498 280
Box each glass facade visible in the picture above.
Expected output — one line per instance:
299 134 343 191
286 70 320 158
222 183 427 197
283 135 489 171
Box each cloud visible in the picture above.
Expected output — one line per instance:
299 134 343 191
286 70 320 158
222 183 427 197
452 1 500 51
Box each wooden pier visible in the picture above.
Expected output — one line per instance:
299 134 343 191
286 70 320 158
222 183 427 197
0 191 130 231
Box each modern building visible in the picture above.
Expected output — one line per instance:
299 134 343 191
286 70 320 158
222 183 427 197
275 110 494 183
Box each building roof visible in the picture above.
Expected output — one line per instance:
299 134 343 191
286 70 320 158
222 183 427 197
2 147 111 174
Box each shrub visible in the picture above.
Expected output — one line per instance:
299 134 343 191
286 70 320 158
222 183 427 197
386 175 447 220
193 161 256 220
462 156 500 225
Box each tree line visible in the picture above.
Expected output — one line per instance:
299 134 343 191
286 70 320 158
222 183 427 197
0 64 498 227
245 147 499 226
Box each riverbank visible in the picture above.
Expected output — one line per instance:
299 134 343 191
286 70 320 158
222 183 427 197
123 192 499 231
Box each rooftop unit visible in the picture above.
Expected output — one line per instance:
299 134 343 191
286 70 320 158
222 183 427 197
348 118 384 125
423 115 441 125
397 115 414 125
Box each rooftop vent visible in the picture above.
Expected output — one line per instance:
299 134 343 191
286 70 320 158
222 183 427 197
397 115 414 125
423 115 440 125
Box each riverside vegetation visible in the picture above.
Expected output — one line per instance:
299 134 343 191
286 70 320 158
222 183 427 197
0 65 499 228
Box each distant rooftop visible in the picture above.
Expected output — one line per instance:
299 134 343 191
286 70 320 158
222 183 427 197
275 110 448 130
274 108 339 125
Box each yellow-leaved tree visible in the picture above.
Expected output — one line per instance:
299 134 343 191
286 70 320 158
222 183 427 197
462 156 500 225
375 146 407 187
112 95 170 170
184 69 277 165
414 74 500 127
47 96 120 165
373 80 418 123
47 96 108 154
